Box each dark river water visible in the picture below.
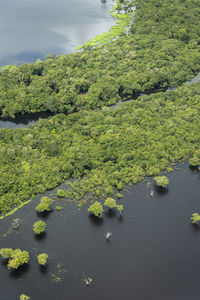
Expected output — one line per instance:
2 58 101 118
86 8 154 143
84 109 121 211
0 163 200 299
0 0 114 67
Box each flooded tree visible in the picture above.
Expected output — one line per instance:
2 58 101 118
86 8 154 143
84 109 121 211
37 253 48 266
20 294 30 300
33 220 46 235
154 176 169 188
191 213 200 224
35 196 53 213
116 204 124 215
104 198 116 210
88 201 103 218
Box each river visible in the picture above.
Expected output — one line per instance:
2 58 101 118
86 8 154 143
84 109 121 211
0 163 200 299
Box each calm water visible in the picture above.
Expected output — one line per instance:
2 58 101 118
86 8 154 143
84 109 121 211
0 0 114 66
0 163 200 299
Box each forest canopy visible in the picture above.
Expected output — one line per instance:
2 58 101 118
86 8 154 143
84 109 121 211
0 0 200 214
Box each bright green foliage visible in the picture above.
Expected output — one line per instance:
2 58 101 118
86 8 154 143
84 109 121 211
33 220 46 235
154 176 169 188
37 253 48 266
77 0 132 49
0 248 13 259
57 189 66 198
35 196 53 213
104 198 117 209
20 294 30 300
191 213 200 224
1 0 200 214
6 249 29 269
189 157 200 167
88 201 103 218
117 204 124 215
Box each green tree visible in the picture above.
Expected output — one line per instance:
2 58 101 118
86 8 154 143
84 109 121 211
88 201 103 218
33 220 46 235
57 189 66 198
7 249 29 269
35 196 53 213
154 176 169 188
104 197 117 209
20 294 30 300
37 253 48 266
117 204 124 215
191 213 200 224
0 248 13 259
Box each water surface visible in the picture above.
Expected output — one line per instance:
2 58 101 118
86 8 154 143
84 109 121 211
0 163 200 299
0 0 114 66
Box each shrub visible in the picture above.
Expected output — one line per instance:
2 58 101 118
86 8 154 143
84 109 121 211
104 197 117 209
35 196 53 213
33 220 46 235
37 253 48 266
189 157 200 167
88 201 103 218
154 176 169 188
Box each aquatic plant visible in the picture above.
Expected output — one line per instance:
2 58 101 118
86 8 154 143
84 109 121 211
104 198 117 209
20 294 30 300
154 176 169 188
191 213 200 224
33 220 46 235
37 253 48 266
35 196 53 213
88 201 103 218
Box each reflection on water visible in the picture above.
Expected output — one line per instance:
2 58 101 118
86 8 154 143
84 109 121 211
0 0 114 66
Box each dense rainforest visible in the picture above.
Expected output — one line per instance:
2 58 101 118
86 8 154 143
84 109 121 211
0 0 200 214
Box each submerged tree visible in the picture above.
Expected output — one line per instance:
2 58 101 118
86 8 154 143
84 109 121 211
20 294 30 300
33 220 46 235
104 198 117 209
88 201 103 218
116 204 124 216
191 213 200 224
37 253 48 266
0 248 13 259
35 196 53 213
154 176 169 188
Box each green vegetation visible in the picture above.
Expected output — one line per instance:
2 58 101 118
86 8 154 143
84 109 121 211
117 204 124 215
35 196 53 213
0 0 200 214
20 295 30 300
0 0 200 119
104 198 117 209
56 189 66 198
0 248 29 269
154 176 169 188
0 248 13 259
33 220 46 235
88 201 103 218
191 213 200 224
56 206 63 211
37 253 48 266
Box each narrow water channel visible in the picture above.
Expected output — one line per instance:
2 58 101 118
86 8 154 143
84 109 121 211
0 163 200 299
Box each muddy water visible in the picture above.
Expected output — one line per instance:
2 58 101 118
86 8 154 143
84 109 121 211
0 163 200 299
